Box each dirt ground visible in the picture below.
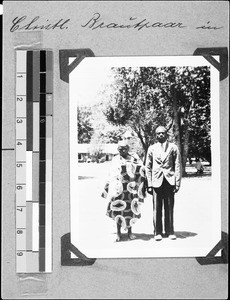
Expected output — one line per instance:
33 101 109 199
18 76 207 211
71 161 221 259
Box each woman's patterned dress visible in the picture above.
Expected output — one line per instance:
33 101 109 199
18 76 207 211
102 155 146 230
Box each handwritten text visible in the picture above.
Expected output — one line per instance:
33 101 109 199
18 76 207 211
10 16 70 32
81 13 186 31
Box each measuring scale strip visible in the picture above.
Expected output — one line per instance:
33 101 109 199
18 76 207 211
16 50 27 273
16 50 53 273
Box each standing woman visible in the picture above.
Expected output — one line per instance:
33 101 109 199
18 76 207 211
102 140 146 242
122 130 143 163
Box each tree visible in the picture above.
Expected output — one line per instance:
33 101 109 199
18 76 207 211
103 66 211 175
104 67 172 154
77 106 94 143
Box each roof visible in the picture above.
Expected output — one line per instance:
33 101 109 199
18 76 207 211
77 143 118 154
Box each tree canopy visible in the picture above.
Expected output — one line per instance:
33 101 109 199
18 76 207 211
103 66 211 174
77 106 94 143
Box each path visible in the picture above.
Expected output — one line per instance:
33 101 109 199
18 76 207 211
71 162 221 259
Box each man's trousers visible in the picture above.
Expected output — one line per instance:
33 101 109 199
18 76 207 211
152 177 175 236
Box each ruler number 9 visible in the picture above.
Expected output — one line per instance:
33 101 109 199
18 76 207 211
17 229 23 234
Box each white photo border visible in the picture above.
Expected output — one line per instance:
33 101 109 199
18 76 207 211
69 55 221 258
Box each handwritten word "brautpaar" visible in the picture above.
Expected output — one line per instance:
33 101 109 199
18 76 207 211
81 13 186 31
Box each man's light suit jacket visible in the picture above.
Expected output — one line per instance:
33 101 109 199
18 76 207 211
145 141 182 189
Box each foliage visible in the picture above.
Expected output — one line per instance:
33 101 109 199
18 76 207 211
77 106 94 143
103 66 211 173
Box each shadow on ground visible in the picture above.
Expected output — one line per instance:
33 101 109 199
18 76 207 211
78 176 96 180
183 172 211 178
184 165 211 178
112 231 197 242
112 233 154 242
174 231 197 239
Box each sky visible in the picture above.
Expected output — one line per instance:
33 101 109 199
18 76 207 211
69 58 115 106
69 56 213 107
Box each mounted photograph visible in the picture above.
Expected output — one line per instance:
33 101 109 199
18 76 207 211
69 56 221 258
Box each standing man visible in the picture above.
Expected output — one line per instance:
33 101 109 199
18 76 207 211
145 126 182 241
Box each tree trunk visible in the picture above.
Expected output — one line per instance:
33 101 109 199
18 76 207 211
182 126 190 176
134 126 149 164
172 90 182 155
143 145 150 165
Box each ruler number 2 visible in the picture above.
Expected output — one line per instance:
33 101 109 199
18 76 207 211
17 97 23 101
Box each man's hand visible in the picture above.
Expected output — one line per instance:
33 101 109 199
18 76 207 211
147 187 154 195
173 186 180 193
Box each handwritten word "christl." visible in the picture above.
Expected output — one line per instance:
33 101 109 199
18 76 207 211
10 16 70 32
81 13 186 31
